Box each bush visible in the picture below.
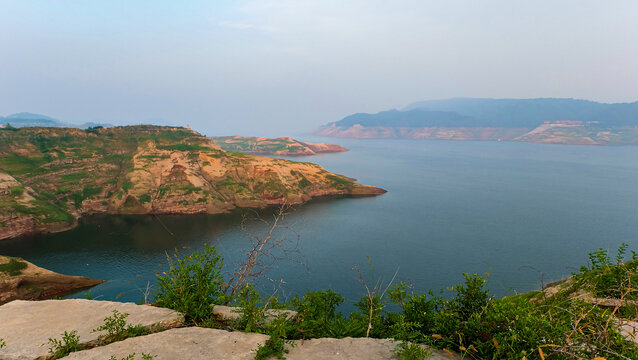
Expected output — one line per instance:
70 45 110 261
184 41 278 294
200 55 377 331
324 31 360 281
154 244 224 324
290 289 346 338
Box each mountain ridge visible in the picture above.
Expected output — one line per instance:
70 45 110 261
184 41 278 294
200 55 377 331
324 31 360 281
317 98 638 145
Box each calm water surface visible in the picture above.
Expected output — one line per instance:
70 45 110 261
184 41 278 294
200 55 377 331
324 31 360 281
1 139 638 306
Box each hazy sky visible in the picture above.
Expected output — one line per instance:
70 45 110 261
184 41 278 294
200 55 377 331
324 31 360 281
1 1 637 136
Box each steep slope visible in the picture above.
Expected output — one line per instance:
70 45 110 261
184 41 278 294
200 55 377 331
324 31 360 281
0 126 385 240
210 135 348 156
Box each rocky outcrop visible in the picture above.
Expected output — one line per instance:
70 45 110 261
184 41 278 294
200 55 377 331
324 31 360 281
0 126 384 240
0 299 184 360
0 256 103 305
210 135 349 156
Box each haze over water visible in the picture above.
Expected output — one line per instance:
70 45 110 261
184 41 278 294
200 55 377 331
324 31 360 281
1 139 637 306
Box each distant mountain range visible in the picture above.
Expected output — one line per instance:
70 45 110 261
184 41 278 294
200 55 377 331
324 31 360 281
0 112 112 129
316 98 638 145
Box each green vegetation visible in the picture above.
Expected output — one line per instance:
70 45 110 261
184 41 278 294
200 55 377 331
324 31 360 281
0 257 28 276
156 143 209 152
138 194 152 203
151 243 638 360
93 310 150 343
48 330 81 359
326 174 354 189
575 243 638 299
0 338 5 348
61 171 88 182
9 185 24 196
154 245 225 324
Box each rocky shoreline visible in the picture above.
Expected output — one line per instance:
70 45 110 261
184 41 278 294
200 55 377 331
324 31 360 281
0 256 103 305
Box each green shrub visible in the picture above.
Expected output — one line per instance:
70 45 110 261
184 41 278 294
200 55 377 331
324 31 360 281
0 257 28 276
9 185 24 196
138 194 152 203
232 284 265 333
93 310 150 343
48 330 80 359
393 341 430 360
154 244 224 324
576 243 638 299
290 289 346 338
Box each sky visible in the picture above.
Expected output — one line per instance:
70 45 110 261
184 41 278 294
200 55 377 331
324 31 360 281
1 0 638 136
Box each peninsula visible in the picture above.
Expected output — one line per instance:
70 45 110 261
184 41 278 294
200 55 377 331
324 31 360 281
210 135 348 156
0 255 103 304
0 125 384 240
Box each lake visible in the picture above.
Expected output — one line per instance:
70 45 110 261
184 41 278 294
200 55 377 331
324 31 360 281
1 138 638 307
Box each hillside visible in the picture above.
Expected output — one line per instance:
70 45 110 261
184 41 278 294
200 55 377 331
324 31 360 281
0 126 384 240
210 135 348 156
316 98 638 145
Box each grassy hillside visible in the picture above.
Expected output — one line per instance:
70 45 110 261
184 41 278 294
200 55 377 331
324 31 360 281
0 126 384 239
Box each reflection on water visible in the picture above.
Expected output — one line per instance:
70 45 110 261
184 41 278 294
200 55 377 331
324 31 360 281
1 139 638 308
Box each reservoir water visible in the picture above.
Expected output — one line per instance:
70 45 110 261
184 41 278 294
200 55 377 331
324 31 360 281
1 138 638 306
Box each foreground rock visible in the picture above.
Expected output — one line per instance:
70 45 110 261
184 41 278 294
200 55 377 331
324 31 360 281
65 327 269 360
286 337 459 360
210 135 349 156
0 299 184 360
0 256 103 305
64 328 458 360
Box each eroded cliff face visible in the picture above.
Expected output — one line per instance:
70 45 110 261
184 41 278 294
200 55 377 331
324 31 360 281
0 126 385 240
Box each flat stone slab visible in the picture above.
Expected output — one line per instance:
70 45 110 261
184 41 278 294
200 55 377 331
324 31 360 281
0 299 184 360
65 330 458 360
64 327 268 360
286 337 459 360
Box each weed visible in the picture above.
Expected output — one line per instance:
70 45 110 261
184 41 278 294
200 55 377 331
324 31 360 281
394 341 430 360
93 310 150 343
48 330 80 359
